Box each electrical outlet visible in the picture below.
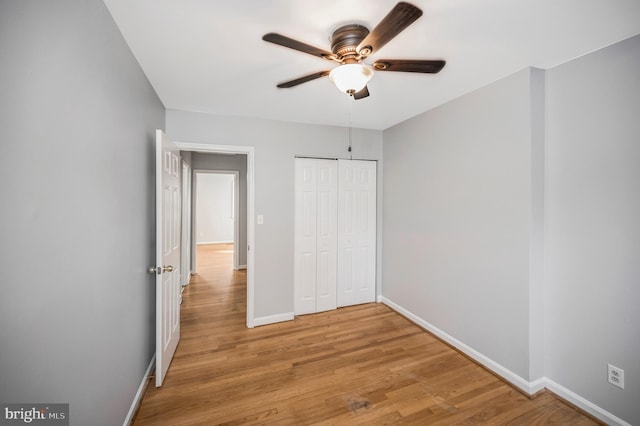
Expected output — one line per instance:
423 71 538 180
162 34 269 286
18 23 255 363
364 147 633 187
607 364 624 389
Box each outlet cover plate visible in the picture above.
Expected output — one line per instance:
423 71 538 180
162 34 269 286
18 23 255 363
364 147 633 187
608 364 624 389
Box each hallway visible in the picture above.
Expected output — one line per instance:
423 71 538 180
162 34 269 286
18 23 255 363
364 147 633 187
133 244 598 425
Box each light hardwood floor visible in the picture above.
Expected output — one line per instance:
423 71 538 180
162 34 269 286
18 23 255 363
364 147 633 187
133 244 599 425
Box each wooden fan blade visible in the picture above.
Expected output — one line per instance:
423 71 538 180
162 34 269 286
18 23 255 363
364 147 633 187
276 71 331 88
356 2 423 57
372 59 446 73
263 33 335 60
353 86 370 100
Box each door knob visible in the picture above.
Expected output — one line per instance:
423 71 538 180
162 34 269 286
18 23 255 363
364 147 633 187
148 265 174 274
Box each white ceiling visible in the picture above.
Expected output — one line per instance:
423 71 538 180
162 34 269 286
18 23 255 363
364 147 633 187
103 0 640 130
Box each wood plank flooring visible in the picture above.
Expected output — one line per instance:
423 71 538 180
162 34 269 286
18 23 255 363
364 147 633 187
133 244 599 425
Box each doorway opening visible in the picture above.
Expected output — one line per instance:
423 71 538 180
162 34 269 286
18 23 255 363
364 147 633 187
193 171 241 271
177 142 255 328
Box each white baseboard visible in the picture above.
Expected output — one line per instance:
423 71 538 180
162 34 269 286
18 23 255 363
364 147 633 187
529 377 546 394
197 241 234 245
253 312 294 327
237 264 247 270
380 296 632 426
545 379 632 426
123 354 155 426
380 296 537 395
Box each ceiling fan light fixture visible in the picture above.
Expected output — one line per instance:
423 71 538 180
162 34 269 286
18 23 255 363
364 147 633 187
329 64 373 95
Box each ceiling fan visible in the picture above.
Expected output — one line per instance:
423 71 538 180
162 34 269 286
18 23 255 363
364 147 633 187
262 2 445 100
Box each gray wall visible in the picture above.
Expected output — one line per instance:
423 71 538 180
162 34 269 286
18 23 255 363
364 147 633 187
194 173 235 243
545 34 640 424
166 110 384 319
382 68 541 380
382 35 639 424
191 152 248 267
0 1 164 425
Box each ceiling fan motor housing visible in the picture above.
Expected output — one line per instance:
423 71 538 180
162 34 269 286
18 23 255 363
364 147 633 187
331 24 369 60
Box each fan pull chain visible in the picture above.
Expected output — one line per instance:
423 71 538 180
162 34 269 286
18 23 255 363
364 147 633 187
348 95 354 160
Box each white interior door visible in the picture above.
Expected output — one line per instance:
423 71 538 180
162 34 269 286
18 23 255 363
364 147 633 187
155 130 181 387
337 159 376 307
294 159 337 315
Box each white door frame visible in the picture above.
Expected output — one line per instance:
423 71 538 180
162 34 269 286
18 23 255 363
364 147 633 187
176 142 256 329
193 170 240 271
181 161 192 286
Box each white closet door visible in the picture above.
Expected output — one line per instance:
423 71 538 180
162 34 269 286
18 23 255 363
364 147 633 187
337 160 377 307
294 159 337 315
294 159 318 315
315 161 338 312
